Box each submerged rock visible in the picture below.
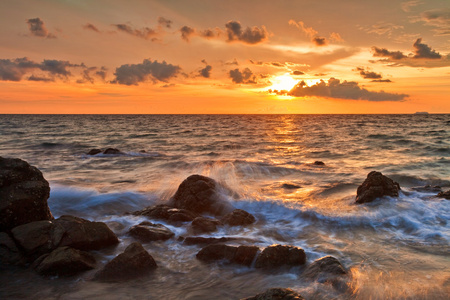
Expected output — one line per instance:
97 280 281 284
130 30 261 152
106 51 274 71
134 204 198 224
196 244 259 266
128 222 174 242
94 242 157 281
436 190 450 200
87 149 102 155
281 183 301 190
314 161 325 166
411 185 442 193
241 288 305 300
303 256 347 280
355 171 400 204
0 232 25 265
182 236 240 246
190 217 220 234
254 245 306 269
34 246 96 276
221 209 256 226
171 174 234 216
103 148 122 155
0 157 53 231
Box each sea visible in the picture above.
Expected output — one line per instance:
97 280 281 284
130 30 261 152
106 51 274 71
0 114 449 299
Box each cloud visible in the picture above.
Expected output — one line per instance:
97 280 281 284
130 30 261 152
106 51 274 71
157 17 172 29
26 18 56 38
312 36 328 46
114 23 158 40
198 61 212 78
372 47 407 60
28 75 54 82
371 79 392 83
412 38 441 59
225 21 268 45
353 67 382 79
420 9 450 36
291 70 305 75
112 59 181 85
401 0 422 12
287 78 407 101
83 23 100 33
289 20 330 46
360 23 404 36
229 68 257 84
329 32 344 42
95 67 107 81
180 26 195 42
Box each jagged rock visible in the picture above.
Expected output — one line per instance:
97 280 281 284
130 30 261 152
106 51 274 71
94 242 157 281
11 215 119 260
171 175 234 216
0 232 25 265
255 245 306 269
190 217 220 234
33 246 96 276
241 288 305 300
221 209 256 226
303 256 347 280
87 149 102 155
134 204 198 224
103 148 122 155
314 161 325 166
436 190 450 200
128 222 174 242
355 171 400 204
0 157 53 231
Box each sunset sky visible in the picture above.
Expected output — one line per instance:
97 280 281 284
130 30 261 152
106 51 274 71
0 0 449 114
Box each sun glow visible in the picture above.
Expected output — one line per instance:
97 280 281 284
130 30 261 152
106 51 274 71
267 74 299 92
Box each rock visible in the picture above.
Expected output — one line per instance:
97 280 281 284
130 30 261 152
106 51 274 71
436 190 450 200
182 236 239 246
255 245 306 269
94 242 157 281
190 217 220 234
303 256 347 280
0 232 25 265
196 244 259 266
34 246 96 276
87 149 102 155
221 209 256 226
103 148 122 155
0 157 53 231
314 161 325 166
281 183 301 190
128 222 174 242
241 288 305 300
171 174 234 216
355 171 401 204
10 220 57 259
134 204 198 224
411 185 442 193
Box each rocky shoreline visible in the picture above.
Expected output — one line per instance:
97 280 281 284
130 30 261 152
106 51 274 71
1 156 448 299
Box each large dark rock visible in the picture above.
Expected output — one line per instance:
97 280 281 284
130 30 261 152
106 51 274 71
87 149 102 155
11 215 119 260
196 244 259 266
94 242 157 281
255 245 306 269
103 148 122 155
0 157 53 231
436 190 450 200
33 246 96 276
128 222 174 242
303 256 347 280
241 288 305 300
190 217 220 234
221 209 256 226
134 204 198 224
182 236 255 246
0 232 25 265
171 175 234 216
355 171 401 204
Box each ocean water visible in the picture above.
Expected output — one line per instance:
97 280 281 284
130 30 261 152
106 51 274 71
0 114 449 299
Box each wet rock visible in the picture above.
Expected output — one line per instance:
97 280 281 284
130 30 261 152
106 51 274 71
411 185 442 193
0 157 53 231
196 244 259 266
0 232 25 265
171 174 234 216
314 161 325 166
34 246 96 276
134 204 198 224
255 245 306 269
11 220 57 259
241 288 305 300
190 217 220 234
281 183 301 190
233 245 259 266
221 209 256 226
436 190 450 200
87 149 102 155
94 242 157 281
103 148 122 155
303 256 347 280
182 236 239 246
355 171 401 204
128 222 174 242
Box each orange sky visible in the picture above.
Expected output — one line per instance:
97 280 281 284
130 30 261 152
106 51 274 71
0 0 449 113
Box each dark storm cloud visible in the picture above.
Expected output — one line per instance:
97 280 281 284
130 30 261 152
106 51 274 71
312 37 328 46
412 38 442 59
83 23 100 32
291 70 305 75
229 68 257 84
114 24 158 40
26 18 56 38
225 21 268 45
199 65 212 78
157 17 172 29
180 26 195 42
112 59 181 85
288 78 407 101
354 67 382 79
372 47 407 60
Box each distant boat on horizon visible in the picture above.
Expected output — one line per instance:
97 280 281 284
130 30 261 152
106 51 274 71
414 111 429 115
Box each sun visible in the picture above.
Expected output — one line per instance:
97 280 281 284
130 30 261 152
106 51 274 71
267 74 299 92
